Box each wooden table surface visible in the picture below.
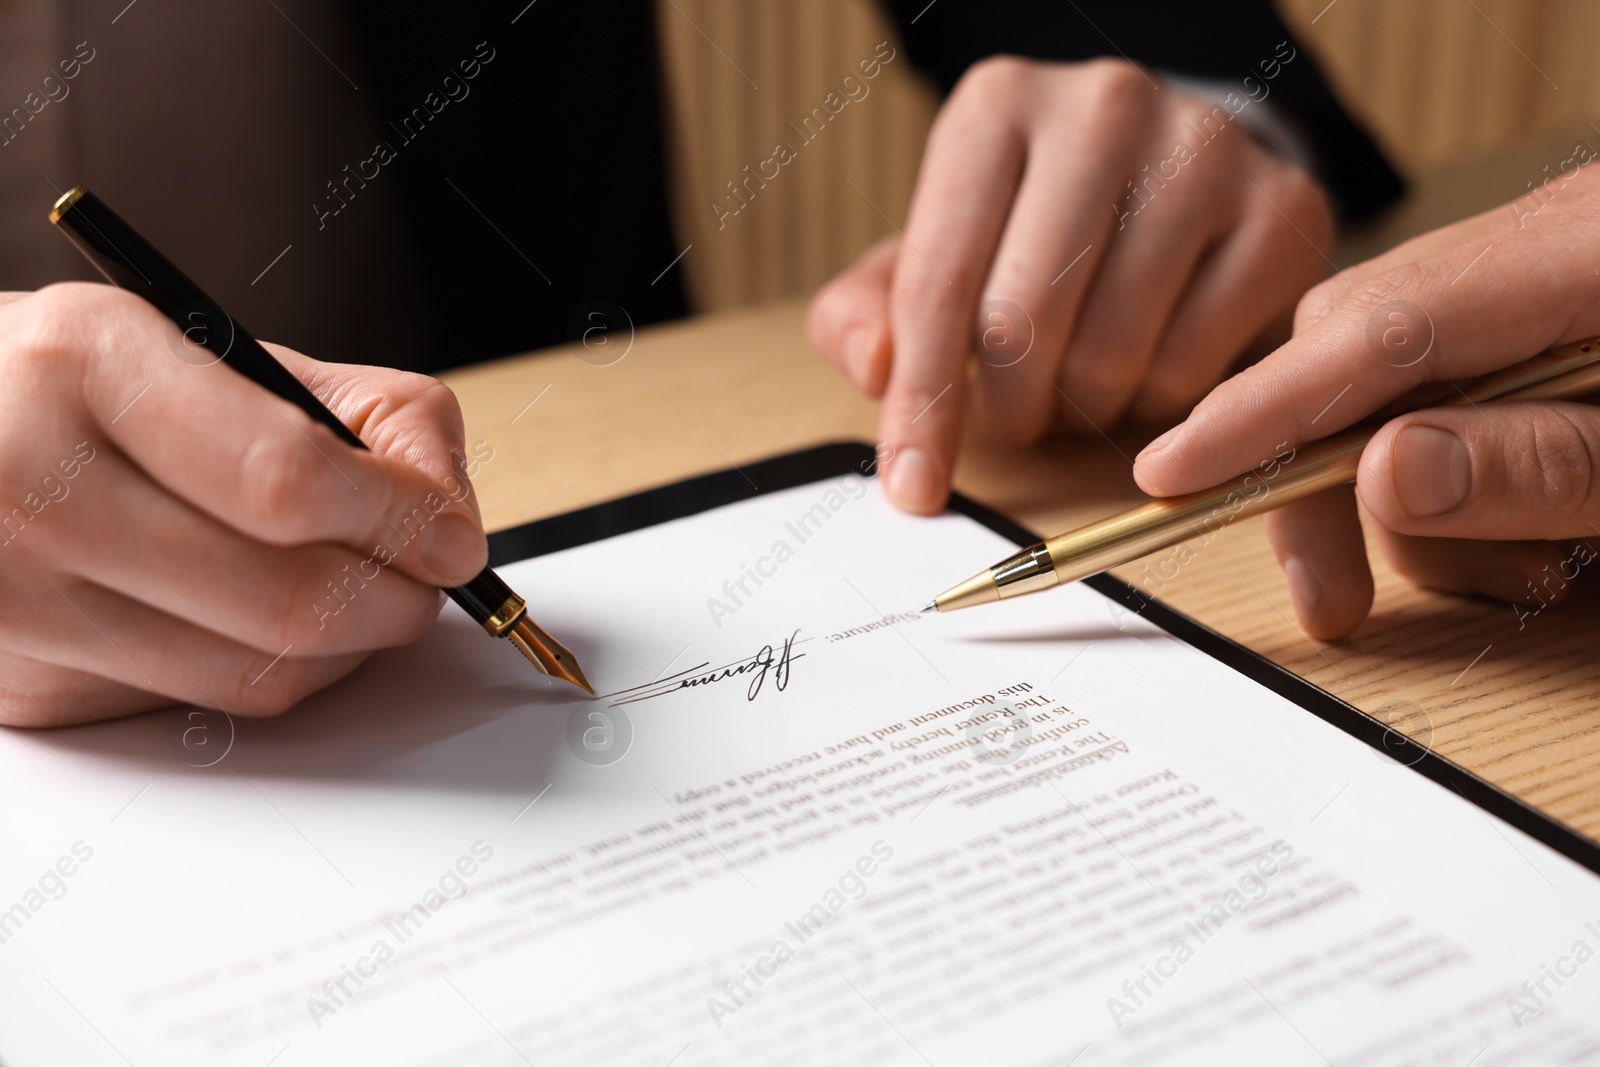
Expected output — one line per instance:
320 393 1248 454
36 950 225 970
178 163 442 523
442 126 1600 844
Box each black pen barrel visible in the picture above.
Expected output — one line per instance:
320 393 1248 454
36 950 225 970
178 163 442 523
52 188 363 449
50 185 504 629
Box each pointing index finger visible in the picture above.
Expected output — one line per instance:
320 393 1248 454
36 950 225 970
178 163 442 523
879 71 1028 513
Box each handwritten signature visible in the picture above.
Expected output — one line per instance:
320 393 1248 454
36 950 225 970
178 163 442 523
611 630 807 705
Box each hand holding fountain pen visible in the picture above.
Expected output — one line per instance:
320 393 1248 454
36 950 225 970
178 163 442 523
929 334 1600 613
50 186 593 693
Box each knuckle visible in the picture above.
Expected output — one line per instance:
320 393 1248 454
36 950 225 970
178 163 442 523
278 580 331 655
275 552 360 652
1526 410 1598 517
413 378 469 462
226 656 305 717
30 282 153 355
1062 346 1138 396
1076 59 1154 129
805 280 853 354
1080 57 1149 99
30 279 114 317
359 372 467 458
1172 96 1228 139
239 436 324 541
1264 167 1334 243
4 285 167 441
892 269 978 321
1348 262 1429 314
6 285 97 367
1294 275 1347 334
409 376 465 432
954 55 1036 107
1271 162 1323 210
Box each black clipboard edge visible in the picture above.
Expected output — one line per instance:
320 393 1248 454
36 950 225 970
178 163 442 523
487 440 1600 878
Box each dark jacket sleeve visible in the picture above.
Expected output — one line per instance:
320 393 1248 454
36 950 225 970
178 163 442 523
880 0 1404 223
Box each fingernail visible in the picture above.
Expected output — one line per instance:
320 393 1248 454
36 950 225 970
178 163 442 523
1471 570 1535 605
1394 425 1470 517
886 447 942 512
1137 425 1182 462
842 324 879 390
420 511 485 578
1284 557 1323 627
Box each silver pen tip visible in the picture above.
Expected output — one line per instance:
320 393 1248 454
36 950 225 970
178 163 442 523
920 602 940 614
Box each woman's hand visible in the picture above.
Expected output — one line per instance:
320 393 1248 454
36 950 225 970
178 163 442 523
0 283 489 726
809 55 1335 514
1134 164 1600 639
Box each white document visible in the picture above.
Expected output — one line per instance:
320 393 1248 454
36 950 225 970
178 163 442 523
2 468 1598 1066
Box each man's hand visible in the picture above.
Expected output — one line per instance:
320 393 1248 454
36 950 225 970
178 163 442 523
1134 164 1600 639
0 283 488 726
809 56 1335 513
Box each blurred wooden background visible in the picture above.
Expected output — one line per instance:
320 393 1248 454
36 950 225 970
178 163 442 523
656 0 1596 311
1277 0 1598 164
655 0 936 312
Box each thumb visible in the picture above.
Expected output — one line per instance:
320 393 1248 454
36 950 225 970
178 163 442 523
1358 400 1600 542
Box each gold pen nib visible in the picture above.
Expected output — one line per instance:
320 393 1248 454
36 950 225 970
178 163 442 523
507 616 595 694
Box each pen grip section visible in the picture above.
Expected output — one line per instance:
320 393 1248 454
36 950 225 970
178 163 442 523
448 571 521 631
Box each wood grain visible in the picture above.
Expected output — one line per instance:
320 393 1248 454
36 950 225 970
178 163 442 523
1277 0 1572 168
654 0 936 312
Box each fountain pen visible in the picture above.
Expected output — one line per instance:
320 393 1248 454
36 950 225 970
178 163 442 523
49 186 593 694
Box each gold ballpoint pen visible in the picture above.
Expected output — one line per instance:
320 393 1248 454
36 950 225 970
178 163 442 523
928 335 1600 613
